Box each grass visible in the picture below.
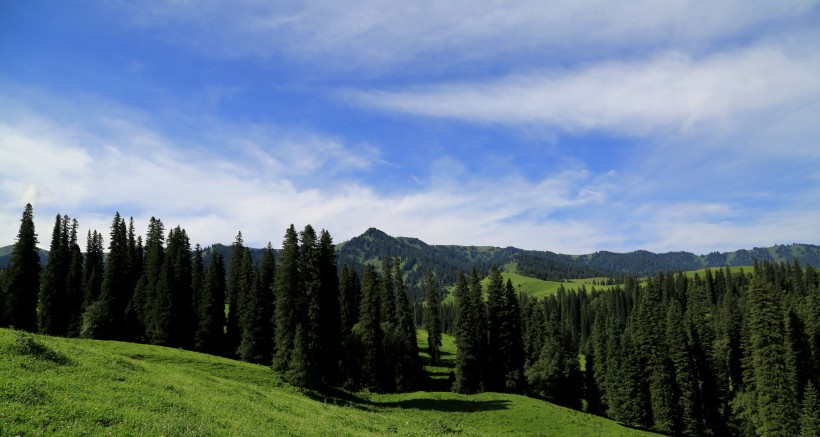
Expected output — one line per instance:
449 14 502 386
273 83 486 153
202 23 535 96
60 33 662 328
444 272 620 303
683 265 751 279
1 328 658 436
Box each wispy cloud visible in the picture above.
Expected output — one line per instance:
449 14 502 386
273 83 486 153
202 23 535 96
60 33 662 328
111 0 818 72
345 45 820 136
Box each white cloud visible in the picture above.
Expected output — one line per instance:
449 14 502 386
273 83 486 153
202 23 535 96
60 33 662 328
345 46 820 136
111 0 818 72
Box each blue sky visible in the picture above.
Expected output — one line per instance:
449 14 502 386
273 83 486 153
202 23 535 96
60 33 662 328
1 0 819 254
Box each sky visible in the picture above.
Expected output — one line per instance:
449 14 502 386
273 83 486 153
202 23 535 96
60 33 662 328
1 0 819 255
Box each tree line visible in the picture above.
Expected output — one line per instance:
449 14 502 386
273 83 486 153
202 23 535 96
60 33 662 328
0 205 423 392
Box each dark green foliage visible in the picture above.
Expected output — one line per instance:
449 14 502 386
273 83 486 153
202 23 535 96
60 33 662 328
339 264 361 388
195 252 226 355
38 215 76 336
666 300 703 436
453 270 484 394
393 257 420 391
2 203 40 332
65 221 84 337
606 329 650 426
424 269 442 365
485 265 506 392
317 230 341 385
354 264 383 390
131 217 164 343
273 225 302 378
500 279 525 392
83 212 130 340
238 244 275 365
225 232 246 357
801 381 820 437
748 272 799 436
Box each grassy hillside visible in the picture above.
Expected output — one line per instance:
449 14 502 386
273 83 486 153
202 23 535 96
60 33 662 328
444 272 619 303
1 328 657 436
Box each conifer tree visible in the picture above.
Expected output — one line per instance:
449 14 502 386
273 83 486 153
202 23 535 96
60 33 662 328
191 244 204 321
196 252 226 355
354 264 383 390
317 230 341 385
239 245 275 365
607 327 650 426
800 381 820 437
500 278 525 393
393 257 420 391
339 265 361 336
424 269 442 365
65 219 84 337
38 214 69 335
273 225 301 374
453 271 482 393
748 272 799 436
338 264 362 387
84 212 130 339
667 299 704 436
2 203 40 331
225 232 246 357
132 217 165 342
485 264 506 391
164 226 195 348
82 230 105 309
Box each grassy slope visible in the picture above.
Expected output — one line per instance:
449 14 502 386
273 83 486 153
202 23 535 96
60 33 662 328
444 272 619 303
1 328 657 436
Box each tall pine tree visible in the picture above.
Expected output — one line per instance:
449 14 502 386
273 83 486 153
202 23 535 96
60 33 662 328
424 269 442 365
2 203 40 331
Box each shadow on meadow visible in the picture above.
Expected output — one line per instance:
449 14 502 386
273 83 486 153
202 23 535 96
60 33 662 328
304 386 511 413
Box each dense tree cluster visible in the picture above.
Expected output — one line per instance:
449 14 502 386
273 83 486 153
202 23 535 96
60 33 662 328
0 206 420 392
437 259 818 436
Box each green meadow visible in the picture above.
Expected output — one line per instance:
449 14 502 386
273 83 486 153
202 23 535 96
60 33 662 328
444 272 619 304
1 328 657 436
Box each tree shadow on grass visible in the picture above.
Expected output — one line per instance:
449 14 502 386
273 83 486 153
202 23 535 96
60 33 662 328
377 398 511 412
303 386 511 413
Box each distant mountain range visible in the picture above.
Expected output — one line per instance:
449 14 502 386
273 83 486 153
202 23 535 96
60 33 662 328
3 227 819 298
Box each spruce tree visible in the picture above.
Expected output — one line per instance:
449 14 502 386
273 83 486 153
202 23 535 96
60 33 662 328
453 271 481 393
393 258 420 391
667 299 704 436
339 265 361 337
500 278 525 393
82 230 105 309
38 214 69 335
355 264 383 390
317 230 341 385
84 212 130 339
2 203 40 331
485 264 506 391
239 245 276 365
339 264 361 388
165 226 195 348
800 381 820 437
195 252 226 355
133 217 165 342
424 269 442 365
65 219 84 337
748 272 800 436
225 232 246 357
273 225 301 374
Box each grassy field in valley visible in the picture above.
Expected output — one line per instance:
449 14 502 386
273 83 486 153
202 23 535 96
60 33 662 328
1 327 658 436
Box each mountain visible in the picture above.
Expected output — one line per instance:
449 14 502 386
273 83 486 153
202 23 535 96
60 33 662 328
0 246 49 269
